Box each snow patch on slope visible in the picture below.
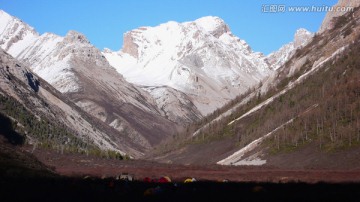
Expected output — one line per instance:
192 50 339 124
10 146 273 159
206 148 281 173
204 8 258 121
219 46 347 166
218 118 294 166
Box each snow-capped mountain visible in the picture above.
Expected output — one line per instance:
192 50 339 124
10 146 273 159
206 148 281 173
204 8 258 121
0 10 312 156
103 16 271 116
0 10 178 154
266 28 314 70
152 1 360 165
0 10 38 56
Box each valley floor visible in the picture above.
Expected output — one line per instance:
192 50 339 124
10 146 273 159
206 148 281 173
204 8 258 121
2 142 360 201
1 178 360 202
29 146 360 184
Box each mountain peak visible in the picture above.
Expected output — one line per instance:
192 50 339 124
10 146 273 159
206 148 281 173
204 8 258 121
194 16 230 38
0 10 12 19
64 30 90 44
102 48 113 53
0 10 39 57
194 16 223 26
295 28 311 36
266 28 313 70
0 9 8 16
294 28 313 48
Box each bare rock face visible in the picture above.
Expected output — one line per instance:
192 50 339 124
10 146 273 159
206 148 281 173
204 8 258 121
61 30 110 68
122 31 139 58
319 0 360 33
0 50 39 93
64 30 90 44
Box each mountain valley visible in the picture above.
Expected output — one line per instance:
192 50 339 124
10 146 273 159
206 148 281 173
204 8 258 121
0 0 360 184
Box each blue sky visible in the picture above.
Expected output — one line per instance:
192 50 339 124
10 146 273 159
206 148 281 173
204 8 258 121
0 0 337 54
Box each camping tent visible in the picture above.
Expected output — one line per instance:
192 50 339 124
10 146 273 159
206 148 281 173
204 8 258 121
184 178 196 183
158 176 172 183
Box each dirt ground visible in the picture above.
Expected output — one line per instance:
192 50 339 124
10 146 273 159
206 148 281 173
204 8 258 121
3 143 360 201
29 146 360 183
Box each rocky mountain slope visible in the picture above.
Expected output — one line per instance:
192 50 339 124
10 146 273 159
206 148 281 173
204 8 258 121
0 48 128 155
0 10 178 154
103 16 271 116
319 0 360 33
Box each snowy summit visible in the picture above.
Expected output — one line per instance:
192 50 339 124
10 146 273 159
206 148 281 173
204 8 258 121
103 16 271 115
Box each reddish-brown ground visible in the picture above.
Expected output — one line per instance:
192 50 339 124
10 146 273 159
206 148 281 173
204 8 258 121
29 147 360 183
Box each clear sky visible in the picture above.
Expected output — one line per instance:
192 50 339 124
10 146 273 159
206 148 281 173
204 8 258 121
0 0 338 55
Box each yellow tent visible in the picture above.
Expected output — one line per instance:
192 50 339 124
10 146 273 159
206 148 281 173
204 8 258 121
184 178 193 183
